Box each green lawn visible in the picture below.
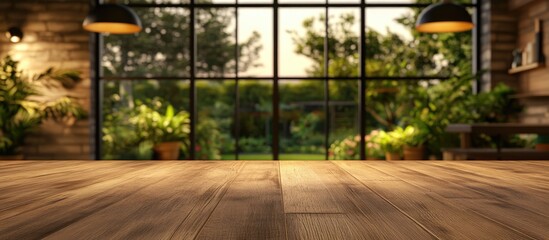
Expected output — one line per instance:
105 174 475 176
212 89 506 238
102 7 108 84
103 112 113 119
221 153 325 160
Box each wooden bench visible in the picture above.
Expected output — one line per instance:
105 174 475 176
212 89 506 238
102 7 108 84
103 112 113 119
444 123 549 160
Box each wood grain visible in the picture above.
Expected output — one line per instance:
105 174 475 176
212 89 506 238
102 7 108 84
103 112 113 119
0 161 546 239
44 161 243 240
288 161 434 240
407 162 549 217
335 161 531 240
0 162 179 239
0 161 152 218
375 162 549 240
195 161 286 240
280 161 342 213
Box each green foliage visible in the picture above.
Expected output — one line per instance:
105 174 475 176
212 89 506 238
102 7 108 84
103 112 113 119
329 135 360 160
129 104 190 143
195 118 221 160
0 56 85 155
102 98 223 160
290 112 322 141
329 130 384 160
103 6 261 77
376 129 404 154
400 125 428 147
239 137 270 153
404 75 521 155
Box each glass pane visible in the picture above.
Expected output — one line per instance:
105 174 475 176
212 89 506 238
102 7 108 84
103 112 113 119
238 80 273 160
197 80 236 160
238 0 272 3
330 0 359 3
365 7 473 77
196 0 235 4
328 80 359 160
102 8 189 78
238 8 274 77
279 8 325 77
279 80 326 160
279 0 324 3
196 8 236 78
328 8 360 77
101 80 190 160
365 0 472 3
365 79 446 159
115 0 189 4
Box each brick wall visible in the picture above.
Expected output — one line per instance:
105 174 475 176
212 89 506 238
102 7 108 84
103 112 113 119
0 0 92 159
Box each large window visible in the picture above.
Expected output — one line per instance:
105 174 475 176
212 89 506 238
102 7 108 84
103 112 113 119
96 0 479 160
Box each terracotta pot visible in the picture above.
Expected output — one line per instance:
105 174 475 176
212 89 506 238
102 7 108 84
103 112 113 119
0 154 24 160
535 143 549 151
385 152 400 161
403 145 425 160
153 142 181 160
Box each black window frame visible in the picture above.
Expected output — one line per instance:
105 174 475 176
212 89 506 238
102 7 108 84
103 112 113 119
91 0 481 160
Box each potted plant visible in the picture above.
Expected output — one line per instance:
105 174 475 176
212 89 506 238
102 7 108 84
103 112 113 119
0 56 85 160
401 125 428 160
130 104 190 160
535 135 549 151
376 130 403 160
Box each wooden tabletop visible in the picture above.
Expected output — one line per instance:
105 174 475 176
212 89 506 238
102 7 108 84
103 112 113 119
0 161 548 239
446 123 549 135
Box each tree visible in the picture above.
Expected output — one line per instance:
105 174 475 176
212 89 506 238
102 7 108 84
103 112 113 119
288 3 473 129
103 7 262 77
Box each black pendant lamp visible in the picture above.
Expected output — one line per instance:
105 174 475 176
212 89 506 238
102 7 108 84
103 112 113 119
6 27 23 43
416 0 474 33
83 4 142 34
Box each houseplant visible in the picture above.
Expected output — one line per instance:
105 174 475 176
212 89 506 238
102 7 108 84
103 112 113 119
376 129 403 160
535 135 549 151
401 125 428 160
0 56 85 159
130 104 190 160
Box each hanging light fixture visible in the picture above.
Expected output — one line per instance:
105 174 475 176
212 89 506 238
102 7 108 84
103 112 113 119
6 27 23 43
83 4 142 34
416 0 474 33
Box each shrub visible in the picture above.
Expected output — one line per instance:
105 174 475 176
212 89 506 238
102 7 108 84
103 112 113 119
329 130 384 160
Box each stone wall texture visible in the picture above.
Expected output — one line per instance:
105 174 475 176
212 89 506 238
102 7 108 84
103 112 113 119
0 0 92 159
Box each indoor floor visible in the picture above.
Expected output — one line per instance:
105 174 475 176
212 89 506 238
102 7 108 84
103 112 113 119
1 161 547 239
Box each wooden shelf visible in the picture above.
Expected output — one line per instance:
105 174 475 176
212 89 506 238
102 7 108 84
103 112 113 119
510 91 549 99
508 62 544 74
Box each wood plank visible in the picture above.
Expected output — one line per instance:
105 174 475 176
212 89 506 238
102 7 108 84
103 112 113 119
465 161 549 177
0 161 152 218
0 161 88 180
440 161 549 191
332 161 399 181
44 161 243 240
336 161 530 240
280 161 343 213
283 161 434 239
350 161 484 199
373 162 549 240
292 161 434 239
417 162 549 217
195 161 286 240
0 162 180 239
286 213 388 240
